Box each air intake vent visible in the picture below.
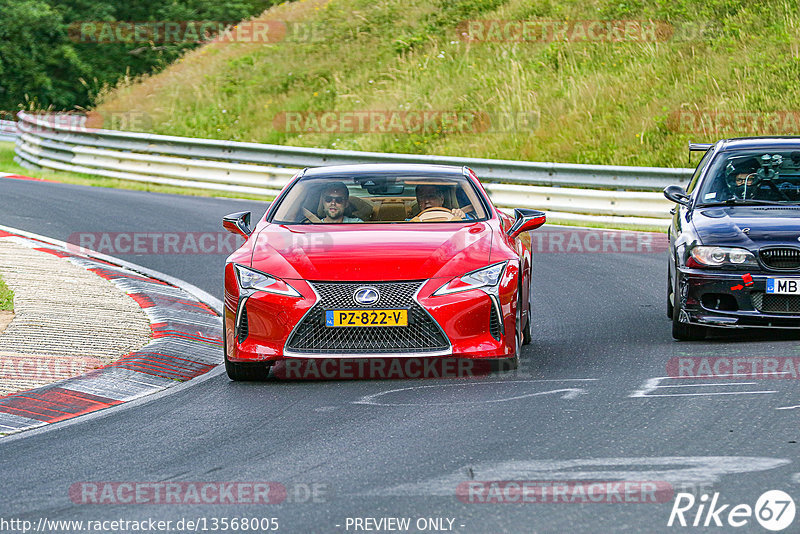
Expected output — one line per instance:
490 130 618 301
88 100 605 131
489 301 502 341
237 306 249 343
760 247 800 270
752 292 800 314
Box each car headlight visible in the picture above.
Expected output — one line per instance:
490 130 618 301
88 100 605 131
433 262 507 296
688 246 757 268
234 265 301 297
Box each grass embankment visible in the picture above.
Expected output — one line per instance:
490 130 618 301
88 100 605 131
94 0 800 168
0 275 12 312
0 142 273 201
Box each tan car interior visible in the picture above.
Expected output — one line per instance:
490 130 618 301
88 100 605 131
298 183 475 222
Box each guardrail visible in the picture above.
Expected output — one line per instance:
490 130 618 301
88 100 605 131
14 111 690 227
0 119 17 142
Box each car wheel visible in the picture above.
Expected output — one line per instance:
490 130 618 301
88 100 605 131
522 276 533 345
505 296 523 370
667 268 674 319
671 268 707 341
522 300 533 345
223 334 272 381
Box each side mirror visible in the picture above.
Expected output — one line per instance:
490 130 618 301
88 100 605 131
507 208 546 239
664 185 691 207
223 211 252 238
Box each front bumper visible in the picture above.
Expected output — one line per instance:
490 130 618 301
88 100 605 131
676 267 800 328
224 268 519 362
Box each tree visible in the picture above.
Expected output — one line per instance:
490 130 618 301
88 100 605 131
0 0 278 111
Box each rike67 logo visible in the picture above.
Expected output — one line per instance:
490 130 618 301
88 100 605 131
668 490 795 531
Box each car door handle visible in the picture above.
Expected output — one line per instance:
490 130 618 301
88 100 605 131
669 208 676 215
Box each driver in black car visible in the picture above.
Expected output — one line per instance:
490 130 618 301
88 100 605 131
721 154 796 202
725 158 761 199
704 157 762 202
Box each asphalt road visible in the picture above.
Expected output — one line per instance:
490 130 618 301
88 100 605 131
0 178 798 534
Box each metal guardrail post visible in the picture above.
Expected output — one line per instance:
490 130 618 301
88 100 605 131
0 119 18 142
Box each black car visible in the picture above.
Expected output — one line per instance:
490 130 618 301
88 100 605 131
664 137 800 340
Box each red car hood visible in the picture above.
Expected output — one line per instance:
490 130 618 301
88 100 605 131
249 222 493 281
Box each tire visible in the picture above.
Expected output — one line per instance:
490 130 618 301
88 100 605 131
522 300 533 345
666 268 674 319
491 297 522 372
671 268 707 341
223 334 272 381
522 275 533 345
505 296 524 370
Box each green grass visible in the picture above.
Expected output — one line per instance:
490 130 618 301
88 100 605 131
93 0 800 168
0 274 13 312
0 142 274 201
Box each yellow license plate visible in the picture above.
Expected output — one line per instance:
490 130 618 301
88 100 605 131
325 309 408 327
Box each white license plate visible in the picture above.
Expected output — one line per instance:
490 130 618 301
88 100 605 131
766 278 800 294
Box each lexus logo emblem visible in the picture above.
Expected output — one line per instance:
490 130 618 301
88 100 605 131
353 287 380 306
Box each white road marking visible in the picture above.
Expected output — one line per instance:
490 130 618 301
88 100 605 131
776 404 800 411
630 376 777 398
653 382 760 388
353 379 597 406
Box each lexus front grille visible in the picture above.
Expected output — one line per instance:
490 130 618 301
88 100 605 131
285 281 449 354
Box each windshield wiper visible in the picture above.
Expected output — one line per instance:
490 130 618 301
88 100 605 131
721 199 792 206
695 198 800 208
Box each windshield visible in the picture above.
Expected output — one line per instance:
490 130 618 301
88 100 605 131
270 174 489 224
697 149 800 205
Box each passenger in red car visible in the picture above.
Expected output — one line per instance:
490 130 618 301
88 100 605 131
320 182 362 223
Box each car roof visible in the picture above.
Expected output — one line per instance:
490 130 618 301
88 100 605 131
301 163 466 177
716 137 800 152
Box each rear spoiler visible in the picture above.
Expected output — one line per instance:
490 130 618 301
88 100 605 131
688 142 713 164
689 142 713 152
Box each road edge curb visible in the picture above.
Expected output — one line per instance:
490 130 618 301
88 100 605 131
0 224 223 438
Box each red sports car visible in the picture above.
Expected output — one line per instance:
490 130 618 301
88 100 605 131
222 164 545 380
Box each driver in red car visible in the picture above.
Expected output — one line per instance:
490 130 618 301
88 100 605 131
412 184 468 221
